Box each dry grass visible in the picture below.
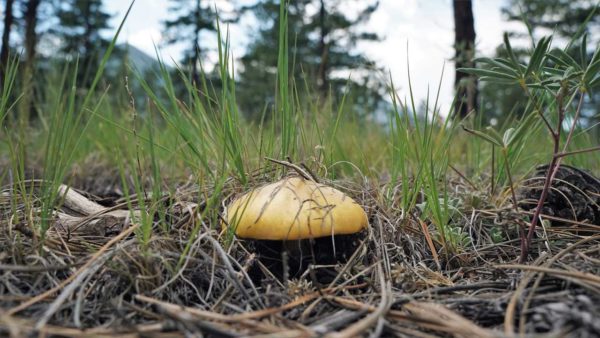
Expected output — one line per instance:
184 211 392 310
1 162 599 337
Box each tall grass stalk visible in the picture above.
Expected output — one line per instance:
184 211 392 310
276 0 296 160
215 20 247 184
0 54 20 126
34 3 134 239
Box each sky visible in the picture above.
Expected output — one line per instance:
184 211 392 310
104 0 525 114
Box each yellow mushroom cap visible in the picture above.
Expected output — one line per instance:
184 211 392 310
225 177 368 241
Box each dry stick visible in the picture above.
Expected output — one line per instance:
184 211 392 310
136 283 367 323
516 255 599 336
326 240 367 288
302 261 376 322
557 145 600 158
418 219 441 270
521 210 600 229
74 261 106 327
137 292 316 327
0 316 168 338
521 93 586 263
57 184 110 215
502 253 548 336
205 236 263 309
35 250 114 330
6 223 139 316
151 232 210 294
0 263 72 272
405 302 499 338
330 297 498 338
326 264 392 338
56 184 141 233
265 157 316 182
449 164 478 190
387 324 440 338
497 264 600 286
503 235 600 335
210 252 257 313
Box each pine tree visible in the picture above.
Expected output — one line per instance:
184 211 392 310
479 0 599 125
51 0 112 88
19 0 42 121
0 0 16 85
238 0 385 120
162 0 235 87
237 0 311 119
502 0 599 39
22 0 41 72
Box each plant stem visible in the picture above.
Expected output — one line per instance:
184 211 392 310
520 91 585 263
502 148 519 210
557 145 600 158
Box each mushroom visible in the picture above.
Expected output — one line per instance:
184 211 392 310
225 176 368 278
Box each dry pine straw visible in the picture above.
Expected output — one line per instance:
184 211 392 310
0 173 599 337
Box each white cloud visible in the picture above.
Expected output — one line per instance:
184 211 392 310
127 28 162 55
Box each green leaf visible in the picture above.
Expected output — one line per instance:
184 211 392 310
528 83 559 90
542 66 565 76
461 125 503 147
550 48 582 71
588 44 600 68
562 67 583 82
583 46 600 84
503 33 522 74
506 111 538 147
479 77 519 85
565 5 599 51
486 127 505 146
458 68 517 80
502 128 515 147
525 36 552 77
589 74 600 88
496 57 520 69
539 75 563 86
546 53 571 69
475 57 521 76
581 33 588 68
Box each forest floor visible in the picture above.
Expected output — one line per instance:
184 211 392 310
1 162 599 338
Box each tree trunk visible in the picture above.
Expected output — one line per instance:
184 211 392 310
453 0 478 118
317 0 329 99
24 0 40 68
192 0 201 88
1 0 15 86
21 0 41 121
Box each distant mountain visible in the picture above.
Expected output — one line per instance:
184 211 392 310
118 43 165 73
102 43 170 77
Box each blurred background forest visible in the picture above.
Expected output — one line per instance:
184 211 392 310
0 0 599 128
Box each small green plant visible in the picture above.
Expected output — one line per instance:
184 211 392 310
460 30 600 262
387 59 463 256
